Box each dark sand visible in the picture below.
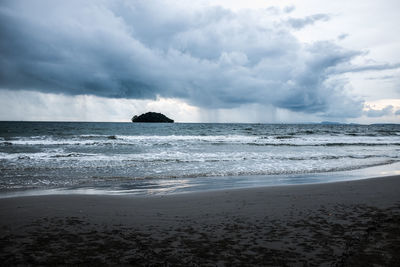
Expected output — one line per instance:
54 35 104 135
1 176 400 266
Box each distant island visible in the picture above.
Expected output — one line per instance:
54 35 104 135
131 112 174 123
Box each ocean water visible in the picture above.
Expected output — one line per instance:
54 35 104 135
1 122 400 196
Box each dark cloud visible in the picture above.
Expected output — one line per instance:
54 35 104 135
364 105 393 117
336 63 400 74
366 75 395 80
283 5 296 13
286 14 330 29
0 0 366 117
338 33 349 40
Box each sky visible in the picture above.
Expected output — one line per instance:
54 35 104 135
0 0 399 123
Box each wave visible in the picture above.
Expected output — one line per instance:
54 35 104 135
133 159 400 180
0 151 97 161
50 153 90 158
2 160 397 187
0 141 13 146
1 149 397 164
3 134 400 147
247 142 400 147
155 160 400 179
274 135 294 139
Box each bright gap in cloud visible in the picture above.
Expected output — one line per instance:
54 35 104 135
0 90 200 122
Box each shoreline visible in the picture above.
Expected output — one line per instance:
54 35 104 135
1 174 400 265
2 161 400 199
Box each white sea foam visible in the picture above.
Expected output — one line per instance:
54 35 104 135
3 134 400 147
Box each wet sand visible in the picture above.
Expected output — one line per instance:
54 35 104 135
1 175 400 266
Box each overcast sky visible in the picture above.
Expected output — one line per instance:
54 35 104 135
1 0 399 123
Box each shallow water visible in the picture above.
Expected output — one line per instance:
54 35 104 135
1 122 400 196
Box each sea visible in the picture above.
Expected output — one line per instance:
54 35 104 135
1 122 400 197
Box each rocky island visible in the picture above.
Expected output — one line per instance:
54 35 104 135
131 112 174 123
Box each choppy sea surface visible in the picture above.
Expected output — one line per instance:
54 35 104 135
1 122 400 197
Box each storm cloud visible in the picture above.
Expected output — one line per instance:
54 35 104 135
286 13 330 29
0 0 367 117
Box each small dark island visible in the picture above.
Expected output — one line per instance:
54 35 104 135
131 112 174 123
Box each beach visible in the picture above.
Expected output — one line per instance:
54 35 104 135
1 175 400 266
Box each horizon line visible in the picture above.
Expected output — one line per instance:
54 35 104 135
1 120 398 125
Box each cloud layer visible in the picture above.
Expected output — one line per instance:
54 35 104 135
0 0 372 117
